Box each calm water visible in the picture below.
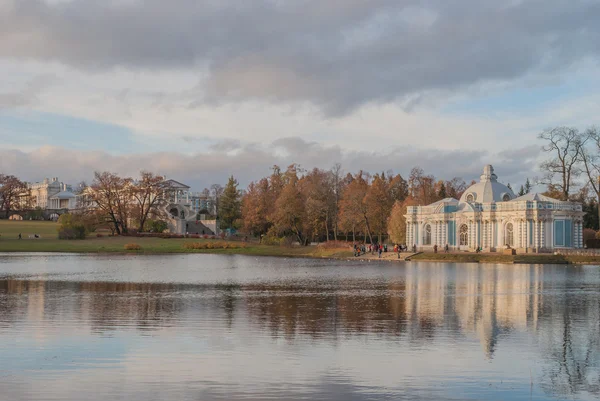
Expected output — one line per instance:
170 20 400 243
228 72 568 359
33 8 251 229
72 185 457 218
0 254 599 401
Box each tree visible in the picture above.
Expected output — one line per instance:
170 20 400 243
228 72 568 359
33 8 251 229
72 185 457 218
518 185 525 197
130 171 169 232
446 177 467 199
210 184 224 218
408 167 436 205
365 174 392 243
330 163 345 241
578 126 600 226
272 171 308 245
387 198 418 244
303 168 335 242
436 180 447 200
90 172 132 235
539 126 583 201
388 174 409 203
507 183 513 191
0 174 29 219
524 177 532 194
219 175 242 230
339 172 374 244
241 179 272 237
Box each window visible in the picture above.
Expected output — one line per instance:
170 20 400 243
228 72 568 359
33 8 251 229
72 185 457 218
459 224 469 246
466 193 474 202
423 224 432 245
502 194 510 202
505 223 514 247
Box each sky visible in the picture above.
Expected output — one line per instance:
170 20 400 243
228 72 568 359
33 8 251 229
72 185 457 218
1 0 600 191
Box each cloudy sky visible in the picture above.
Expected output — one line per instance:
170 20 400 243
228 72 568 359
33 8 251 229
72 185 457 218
1 0 600 190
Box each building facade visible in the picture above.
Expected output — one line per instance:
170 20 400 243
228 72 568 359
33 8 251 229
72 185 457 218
405 165 584 252
28 178 77 210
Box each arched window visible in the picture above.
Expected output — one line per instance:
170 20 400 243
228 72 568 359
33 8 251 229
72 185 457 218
466 193 474 202
459 224 469 246
423 224 432 245
502 194 511 202
505 223 514 247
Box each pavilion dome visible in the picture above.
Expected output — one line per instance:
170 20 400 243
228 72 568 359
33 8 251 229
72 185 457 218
459 165 515 204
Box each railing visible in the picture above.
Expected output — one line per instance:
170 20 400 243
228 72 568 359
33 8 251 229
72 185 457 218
408 200 582 214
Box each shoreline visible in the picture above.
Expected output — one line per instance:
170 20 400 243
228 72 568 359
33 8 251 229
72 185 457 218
1 242 600 265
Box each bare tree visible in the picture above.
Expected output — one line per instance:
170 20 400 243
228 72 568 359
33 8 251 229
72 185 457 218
130 171 169 232
538 127 583 201
90 172 132 235
579 126 600 224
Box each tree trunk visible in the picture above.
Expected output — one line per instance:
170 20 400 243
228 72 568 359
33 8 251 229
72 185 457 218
363 214 374 244
352 226 356 243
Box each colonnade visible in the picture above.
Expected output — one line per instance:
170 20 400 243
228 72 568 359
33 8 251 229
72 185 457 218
406 218 584 250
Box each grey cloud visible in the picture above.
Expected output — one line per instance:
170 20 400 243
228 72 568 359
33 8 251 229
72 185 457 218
0 74 56 109
1 1 599 114
0 137 538 191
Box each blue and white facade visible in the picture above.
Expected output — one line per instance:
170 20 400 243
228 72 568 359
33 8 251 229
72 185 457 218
405 165 584 252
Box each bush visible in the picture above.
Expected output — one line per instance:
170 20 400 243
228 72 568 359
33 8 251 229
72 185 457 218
148 220 169 233
124 243 142 251
182 242 246 250
57 214 87 240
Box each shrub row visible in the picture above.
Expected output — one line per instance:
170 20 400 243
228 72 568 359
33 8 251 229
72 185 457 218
183 242 247 250
124 243 142 251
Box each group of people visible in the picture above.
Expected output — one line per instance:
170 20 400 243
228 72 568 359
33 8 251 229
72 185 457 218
431 244 450 253
353 243 412 258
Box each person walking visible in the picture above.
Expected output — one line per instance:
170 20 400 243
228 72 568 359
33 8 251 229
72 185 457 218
444 243 449 253
18 233 22 240
378 246 383 258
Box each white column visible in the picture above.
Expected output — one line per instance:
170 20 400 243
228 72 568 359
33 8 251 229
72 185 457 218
443 221 447 247
540 219 545 250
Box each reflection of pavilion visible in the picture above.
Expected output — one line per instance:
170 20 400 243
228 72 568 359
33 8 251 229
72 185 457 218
404 264 544 358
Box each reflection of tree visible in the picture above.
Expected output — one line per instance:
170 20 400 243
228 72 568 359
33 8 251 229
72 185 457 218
538 280 600 398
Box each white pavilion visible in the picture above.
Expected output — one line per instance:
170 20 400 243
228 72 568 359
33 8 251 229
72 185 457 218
405 165 584 252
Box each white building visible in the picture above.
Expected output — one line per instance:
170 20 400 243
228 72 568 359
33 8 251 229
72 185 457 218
405 165 584 252
28 178 77 210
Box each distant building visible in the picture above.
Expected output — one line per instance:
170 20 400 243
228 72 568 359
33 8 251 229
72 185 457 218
28 178 77 210
405 165 584 252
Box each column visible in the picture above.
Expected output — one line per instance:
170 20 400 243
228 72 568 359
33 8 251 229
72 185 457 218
406 222 410 246
442 221 447 246
540 219 545 250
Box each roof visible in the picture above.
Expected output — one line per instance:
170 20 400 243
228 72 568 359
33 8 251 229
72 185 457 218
427 197 459 206
49 191 76 199
510 192 563 202
459 165 515 203
164 179 190 189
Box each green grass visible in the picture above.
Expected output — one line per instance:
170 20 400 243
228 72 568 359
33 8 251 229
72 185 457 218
1 220 599 264
0 220 60 239
0 220 354 258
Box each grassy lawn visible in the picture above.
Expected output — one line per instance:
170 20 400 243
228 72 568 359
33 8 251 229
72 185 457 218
1 220 599 264
0 220 60 239
0 219 353 258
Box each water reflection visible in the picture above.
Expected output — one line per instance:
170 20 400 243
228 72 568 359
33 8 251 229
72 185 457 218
0 256 598 400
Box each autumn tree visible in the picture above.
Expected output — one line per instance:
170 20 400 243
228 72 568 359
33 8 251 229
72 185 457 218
219 175 242 230
272 168 308 245
387 198 418 244
130 171 169 232
365 174 392 243
90 172 132 235
339 172 374 244
445 177 467 199
303 168 335 241
0 174 29 218
539 126 583 201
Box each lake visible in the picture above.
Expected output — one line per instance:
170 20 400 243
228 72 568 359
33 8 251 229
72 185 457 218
0 254 598 401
